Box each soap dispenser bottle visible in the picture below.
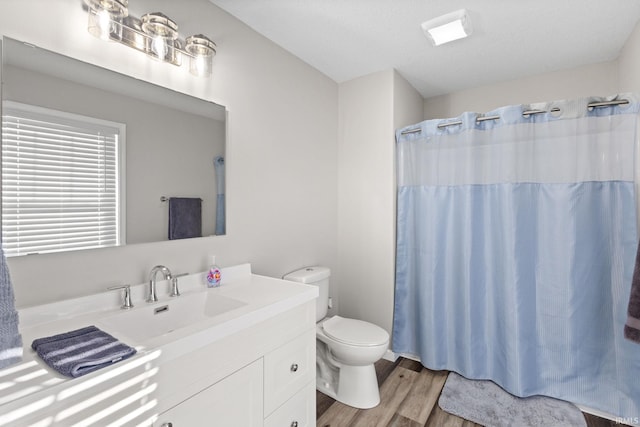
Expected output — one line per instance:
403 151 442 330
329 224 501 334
206 256 222 288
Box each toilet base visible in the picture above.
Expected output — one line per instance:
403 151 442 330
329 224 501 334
336 363 380 409
316 362 380 409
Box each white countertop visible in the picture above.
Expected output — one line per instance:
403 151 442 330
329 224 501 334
0 263 318 418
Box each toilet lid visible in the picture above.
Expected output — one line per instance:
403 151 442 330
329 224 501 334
322 316 389 346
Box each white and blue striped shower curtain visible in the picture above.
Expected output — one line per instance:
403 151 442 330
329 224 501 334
393 96 640 419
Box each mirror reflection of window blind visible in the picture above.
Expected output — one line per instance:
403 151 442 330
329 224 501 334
1 102 122 257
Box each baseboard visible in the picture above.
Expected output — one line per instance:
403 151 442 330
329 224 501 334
383 350 423 363
383 349 399 362
387 351 422 363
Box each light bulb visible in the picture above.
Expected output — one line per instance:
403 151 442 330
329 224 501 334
98 10 111 39
195 55 206 76
151 36 167 59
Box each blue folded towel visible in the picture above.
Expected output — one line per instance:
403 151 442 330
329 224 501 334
31 325 136 378
168 197 202 240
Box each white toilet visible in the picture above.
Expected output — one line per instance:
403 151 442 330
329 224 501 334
283 266 389 409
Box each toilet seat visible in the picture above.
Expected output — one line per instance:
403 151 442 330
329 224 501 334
322 316 389 347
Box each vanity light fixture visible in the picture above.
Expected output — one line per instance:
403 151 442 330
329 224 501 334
421 9 472 46
83 0 217 77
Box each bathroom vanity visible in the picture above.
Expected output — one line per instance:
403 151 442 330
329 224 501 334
0 264 318 426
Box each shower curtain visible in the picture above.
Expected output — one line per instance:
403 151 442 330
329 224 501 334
393 96 640 418
214 156 225 235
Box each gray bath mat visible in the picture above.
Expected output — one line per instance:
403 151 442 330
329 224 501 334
438 372 586 427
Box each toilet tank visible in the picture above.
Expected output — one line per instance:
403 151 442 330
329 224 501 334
283 266 330 322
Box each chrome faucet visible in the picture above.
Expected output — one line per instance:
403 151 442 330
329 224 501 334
147 265 172 303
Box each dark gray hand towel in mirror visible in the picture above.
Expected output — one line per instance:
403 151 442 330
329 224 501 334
168 197 202 240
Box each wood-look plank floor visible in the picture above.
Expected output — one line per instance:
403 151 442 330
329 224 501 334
316 357 626 427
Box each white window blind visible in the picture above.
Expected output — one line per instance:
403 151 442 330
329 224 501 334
2 102 123 257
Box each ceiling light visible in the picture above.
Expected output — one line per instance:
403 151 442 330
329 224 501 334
421 9 472 46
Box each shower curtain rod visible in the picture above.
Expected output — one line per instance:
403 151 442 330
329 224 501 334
400 99 630 135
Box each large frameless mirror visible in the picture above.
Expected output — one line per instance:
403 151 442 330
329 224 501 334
1 37 226 257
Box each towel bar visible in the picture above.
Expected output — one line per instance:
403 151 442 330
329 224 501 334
160 196 203 202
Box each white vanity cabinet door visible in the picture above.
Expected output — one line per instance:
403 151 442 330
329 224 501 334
264 330 315 416
264 381 315 427
153 359 263 427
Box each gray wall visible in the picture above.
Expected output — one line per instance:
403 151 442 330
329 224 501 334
336 70 424 335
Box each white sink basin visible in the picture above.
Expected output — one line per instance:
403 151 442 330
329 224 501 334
97 292 246 343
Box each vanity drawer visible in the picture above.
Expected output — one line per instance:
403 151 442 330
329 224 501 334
264 380 315 427
153 359 263 427
264 329 315 416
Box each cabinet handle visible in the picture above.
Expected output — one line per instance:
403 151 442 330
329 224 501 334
291 422 298 427
290 363 299 373
160 423 173 427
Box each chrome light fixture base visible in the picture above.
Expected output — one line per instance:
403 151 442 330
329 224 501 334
83 1 216 77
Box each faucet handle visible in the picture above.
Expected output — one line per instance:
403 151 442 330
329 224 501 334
170 273 189 297
108 284 134 309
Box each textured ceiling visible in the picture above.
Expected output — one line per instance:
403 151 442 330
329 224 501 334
208 0 640 98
